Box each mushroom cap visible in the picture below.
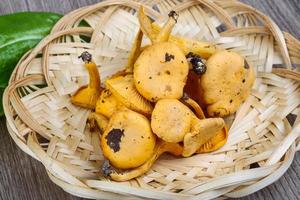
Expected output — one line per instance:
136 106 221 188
101 108 156 169
197 125 228 153
201 50 255 117
134 42 189 102
151 99 192 143
95 89 120 118
107 140 183 181
105 74 153 115
182 117 225 157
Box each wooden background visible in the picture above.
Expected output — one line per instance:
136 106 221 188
0 0 299 199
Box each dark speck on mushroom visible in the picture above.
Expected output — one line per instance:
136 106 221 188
101 100 105 103
149 76 152 79
230 99 233 103
242 79 246 83
165 70 171 75
165 53 175 62
105 128 124 152
244 59 250 69
138 81 141 84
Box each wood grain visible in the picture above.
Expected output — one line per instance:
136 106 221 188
0 0 299 200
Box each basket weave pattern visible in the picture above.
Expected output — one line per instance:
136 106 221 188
3 0 300 199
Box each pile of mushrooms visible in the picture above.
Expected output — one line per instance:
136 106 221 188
71 6 254 181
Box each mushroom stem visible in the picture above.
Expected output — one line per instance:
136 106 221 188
182 117 225 157
197 125 228 153
126 29 143 73
88 112 108 133
78 51 101 90
86 61 101 90
181 96 229 154
151 23 216 59
71 52 102 109
154 11 178 43
107 141 182 181
138 6 156 43
182 95 205 119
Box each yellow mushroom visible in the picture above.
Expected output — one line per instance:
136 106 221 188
125 29 143 73
101 108 156 169
151 99 192 143
134 42 189 102
134 8 189 102
151 99 225 156
182 116 224 157
181 94 205 119
197 125 228 153
201 50 255 117
71 51 101 109
105 74 153 115
151 23 216 59
88 112 108 133
95 89 121 118
102 140 183 181
138 7 216 59
182 95 229 154
138 6 156 43
184 70 206 108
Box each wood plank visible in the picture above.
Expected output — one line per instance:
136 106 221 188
0 0 299 200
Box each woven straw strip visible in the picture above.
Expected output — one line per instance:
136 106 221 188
3 0 300 199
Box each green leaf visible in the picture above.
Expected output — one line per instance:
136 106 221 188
0 12 62 117
0 88 4 117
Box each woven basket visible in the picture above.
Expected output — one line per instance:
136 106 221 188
3 0 300 199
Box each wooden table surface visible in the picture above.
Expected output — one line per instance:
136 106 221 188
0 0 299 200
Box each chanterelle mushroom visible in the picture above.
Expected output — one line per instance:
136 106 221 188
134 8 189 102
95 89 121 118
101 108 156 169
151 99 192 143
103 140 182 182
71 51 101 109
88 112 108 133
105 74 153 115
125 29 143 73
151 99 225 156
182 116 225 157
181 96 229 153
201 50 255 117
197 125 228 153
